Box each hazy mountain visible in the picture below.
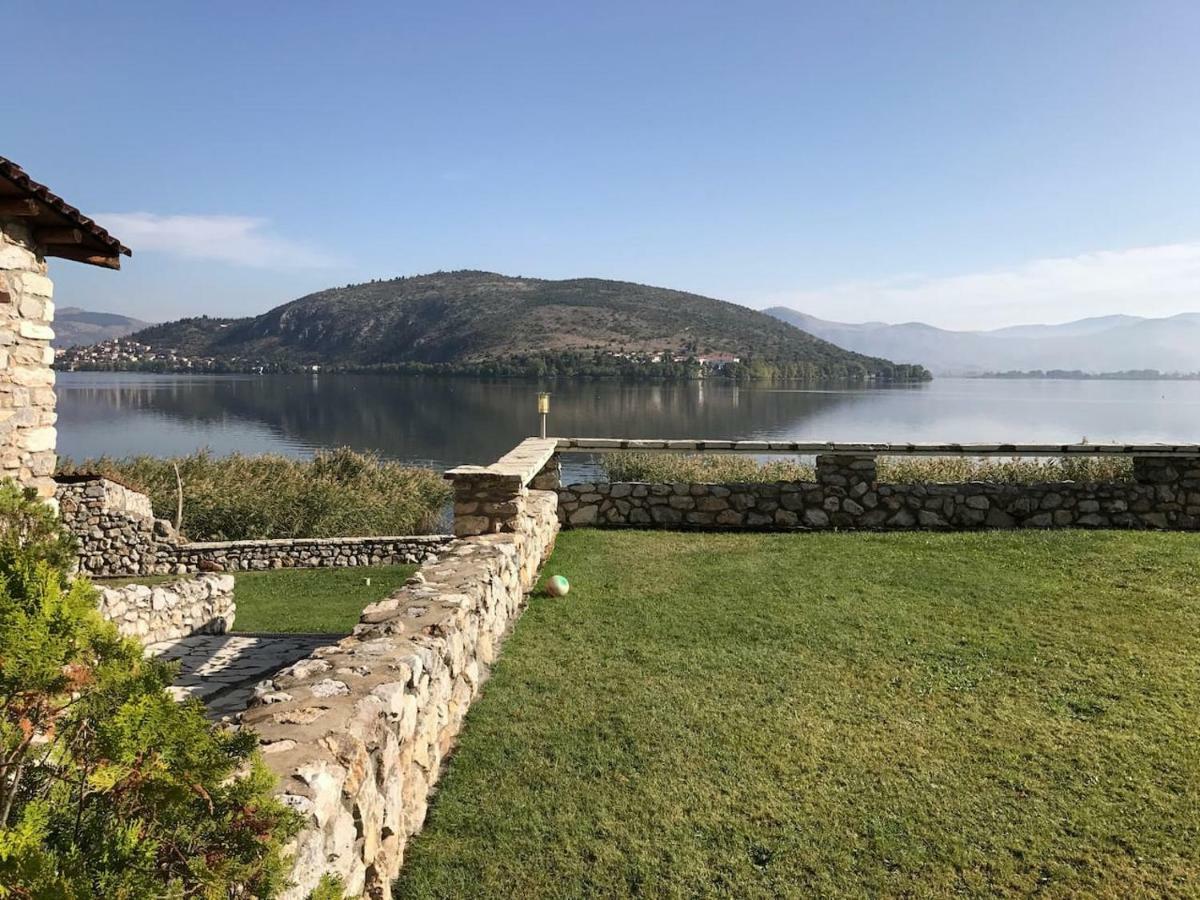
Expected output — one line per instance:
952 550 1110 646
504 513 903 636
104 271 930 380
764 307 1200 375
985 315 1145 340
53 307 149 349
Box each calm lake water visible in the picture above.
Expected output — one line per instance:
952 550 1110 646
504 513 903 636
57 373 1200 481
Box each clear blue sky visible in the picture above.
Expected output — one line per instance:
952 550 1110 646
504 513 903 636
6 1 1200 329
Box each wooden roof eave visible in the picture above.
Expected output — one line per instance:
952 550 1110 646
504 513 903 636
0 158 131 270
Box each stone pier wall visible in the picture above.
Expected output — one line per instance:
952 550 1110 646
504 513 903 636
54 476 451 577
446 437 559 537
557 454 1200 531
0 220 57 498
95 573 236 645
242 489 560 899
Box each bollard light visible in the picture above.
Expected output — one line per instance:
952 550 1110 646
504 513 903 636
537 392 550 438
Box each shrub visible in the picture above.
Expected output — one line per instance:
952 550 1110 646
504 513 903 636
601 452 1133 484
0 481 77 575
0 483 300 897
308 874 346 899
58 447 452 541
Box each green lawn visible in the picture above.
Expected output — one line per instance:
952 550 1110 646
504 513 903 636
96 565 417 633
395 530 1200 898
231 565 417 633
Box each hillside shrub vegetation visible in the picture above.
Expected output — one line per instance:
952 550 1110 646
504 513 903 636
0 482 300 897
58 447 451 541
58 271 931 382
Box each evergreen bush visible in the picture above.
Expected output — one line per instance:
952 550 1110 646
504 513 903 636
0 483 300 897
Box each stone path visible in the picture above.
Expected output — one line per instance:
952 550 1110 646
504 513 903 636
146 633 337 719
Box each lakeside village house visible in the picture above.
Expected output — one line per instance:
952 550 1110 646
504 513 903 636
0 157 130 497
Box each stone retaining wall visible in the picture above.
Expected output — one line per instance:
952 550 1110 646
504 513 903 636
54 476 451 577
241 489 559 899
557 454 1200 531
95 573 235 645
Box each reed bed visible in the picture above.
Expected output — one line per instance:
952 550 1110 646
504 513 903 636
600 452 1132 485
57 447 451 541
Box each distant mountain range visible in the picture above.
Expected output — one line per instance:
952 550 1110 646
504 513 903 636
59 271 929 381
53 307 149 349
764 308 1200 375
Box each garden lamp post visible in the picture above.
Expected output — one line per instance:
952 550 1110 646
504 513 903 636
538 392 550 439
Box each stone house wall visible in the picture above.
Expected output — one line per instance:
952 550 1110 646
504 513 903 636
54 476 451 577
95 573 235 645
242 488 560 899
556 454 1200 531
0 220 57 498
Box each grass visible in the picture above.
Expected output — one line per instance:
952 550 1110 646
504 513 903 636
57 448 450 541
231 565 417 633
96 565 417 634
601 452 1133 485
395 529 1200 898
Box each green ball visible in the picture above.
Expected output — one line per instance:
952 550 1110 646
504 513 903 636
545 574 570 597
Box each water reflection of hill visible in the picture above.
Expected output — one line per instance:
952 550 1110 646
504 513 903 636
57 374 1200 471
56 374 890 468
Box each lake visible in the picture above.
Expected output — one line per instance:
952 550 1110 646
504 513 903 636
56 373 1200 481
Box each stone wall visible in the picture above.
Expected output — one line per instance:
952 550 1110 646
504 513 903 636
241 488 560 899
54 476 451 577
56 476 176 576
557 454 1200 531
0 220 57 498
95 573 235 645
169 535 451 572
446 437 558 537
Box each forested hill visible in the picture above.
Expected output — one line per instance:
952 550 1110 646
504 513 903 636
65 271 931 381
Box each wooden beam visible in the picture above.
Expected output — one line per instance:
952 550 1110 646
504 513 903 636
34 227 83 245
0 197 40 216
43 245 122 269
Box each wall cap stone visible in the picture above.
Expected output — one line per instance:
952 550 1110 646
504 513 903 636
554 437 1200 457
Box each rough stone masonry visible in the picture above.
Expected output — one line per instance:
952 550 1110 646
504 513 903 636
0 220 58 498
95 573 236 645
556 453 1200 531
55 475 451 577
242 489 560 899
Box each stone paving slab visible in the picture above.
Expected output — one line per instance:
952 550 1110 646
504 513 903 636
146 633 337 719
